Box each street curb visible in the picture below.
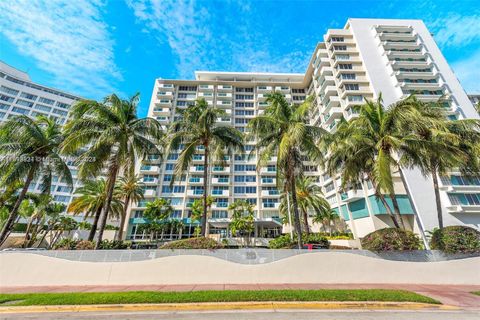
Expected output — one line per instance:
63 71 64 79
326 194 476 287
0 301 459 314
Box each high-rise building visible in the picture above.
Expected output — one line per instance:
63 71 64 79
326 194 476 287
127 19 480 241
469 94 480 106
0 61 82 206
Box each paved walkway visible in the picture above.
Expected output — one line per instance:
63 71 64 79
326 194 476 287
1 284 480 309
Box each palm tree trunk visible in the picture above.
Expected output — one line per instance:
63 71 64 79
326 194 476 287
390 193 406 229
201 146 208 237
23 218 34 248
94 161 119 249
88 205 103 241
0 167 35 246
367 174 401 228
115 195 130 241
431 169 444 229
290 178 303 249
302 208 310 236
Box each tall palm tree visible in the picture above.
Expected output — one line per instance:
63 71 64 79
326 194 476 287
115 174 144 240
322 117 402 228
62 93 163 249
280 176 330 236
167 98 244 237
67 179 123 241
399 97 480 228
0 115 72 245
249 93 326 248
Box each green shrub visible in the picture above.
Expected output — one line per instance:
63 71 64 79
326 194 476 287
430 226 480 254
160 237 224 249
268 234 330 249
75 240 95 250
54 238 78 250
361 228 421 251
268 235 294 249
98 240 129 250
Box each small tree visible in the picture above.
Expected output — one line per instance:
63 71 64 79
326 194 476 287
142 199 172 241
190 196 214 237
228 200 255 247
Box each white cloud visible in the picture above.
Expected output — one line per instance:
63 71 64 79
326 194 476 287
0 0 121 98
431 15 480 47
126 0 312 78
451 49 480 94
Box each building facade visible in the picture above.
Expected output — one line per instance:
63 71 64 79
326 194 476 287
0 61 82 206
127 18 480 241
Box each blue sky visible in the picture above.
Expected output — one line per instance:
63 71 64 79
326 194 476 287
0 0 479 117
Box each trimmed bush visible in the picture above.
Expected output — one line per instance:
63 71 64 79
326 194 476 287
160 237 224 249
98 240 129 250
268 234 330 249
361 228 421 251
75 240 95 250
54 238 77 250
430 226 480 254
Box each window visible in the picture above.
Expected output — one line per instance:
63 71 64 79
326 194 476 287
20 92 37 100
235 102 254 108
53 195 71 203
341 73 356 80
234 186 256 194
235 118 249 124
333 45 347 51
330 37 344 42
170 198 183 205
38 97 54 105
56 186 72 193
338 64 353 70
448 193 480 205
212 210 228 218
344 84 359 90
15 99 34 108
52 109 68 116
291 89 305 93
235 87 254 93
262 198 278 207
0 86 19 96
267 165 276 172
235 110 254 116
165 163 175 171
0 103 9 110
143 175 157 182
178 86 197 91
163 174 173 182
162 186 186 193
325 182 335 192
34 104 51 112
167 153 179 160
56 102 69 109
12 107 29 114
336 54 350 60
348 95 363 102
0 95 14 103
235 94 254 100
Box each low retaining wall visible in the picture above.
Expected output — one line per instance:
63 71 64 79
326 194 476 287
1 250 479 287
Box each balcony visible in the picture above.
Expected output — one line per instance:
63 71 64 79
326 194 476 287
446 204 480 213
158 83 174 89
198 92 214 99
262 202 280 209
157 91 173 98
156 100 172 106
398 81 440 90
217 117 231 124
257 93 268 100
212 189 230 196
198 84 214 91
189 166 204 173
212 166 230 173
142 178 158 184
340 189 365 202
218 85 233 91
261 190 280 197
261 178 276 185
217 92 232 99
140 165 159 173
212 177 229 184
143 189 156 197
382 41 420 50
188 177 204 184
216 100 232 108
378 32 415 42
323 107 343 126
187 189 204 196
390 59 429 68
257 86 273 91
152 107 170 115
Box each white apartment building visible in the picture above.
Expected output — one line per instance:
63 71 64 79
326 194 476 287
0 61 82 206
127 18 480 241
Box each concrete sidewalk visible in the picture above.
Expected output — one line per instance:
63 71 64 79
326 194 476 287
1 284 480 309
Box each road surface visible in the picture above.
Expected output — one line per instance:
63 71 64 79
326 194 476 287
2 309 480 320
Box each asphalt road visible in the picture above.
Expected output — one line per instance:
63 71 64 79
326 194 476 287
2 310 480 320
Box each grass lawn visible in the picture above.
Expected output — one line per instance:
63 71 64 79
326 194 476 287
473 291 480 296
0 289 440 306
